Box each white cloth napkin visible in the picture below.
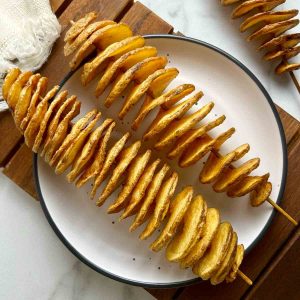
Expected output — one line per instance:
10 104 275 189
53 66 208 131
0 0 61 110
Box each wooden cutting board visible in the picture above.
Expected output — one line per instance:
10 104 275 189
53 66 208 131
0 1 299 299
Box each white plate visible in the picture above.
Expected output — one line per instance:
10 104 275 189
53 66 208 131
34 35 287 287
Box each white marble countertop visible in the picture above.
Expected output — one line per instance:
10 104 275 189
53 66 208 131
0 173 154 300
1 1 300 299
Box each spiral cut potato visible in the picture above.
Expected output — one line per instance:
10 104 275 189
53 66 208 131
63 12 273 209
3 68 248 284
220 0 300 74
2 68 249 285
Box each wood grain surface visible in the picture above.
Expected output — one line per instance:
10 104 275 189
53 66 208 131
0 1 299 299
121 1 173 35
245 227 300 300
0 111 22 167
3 143 37 199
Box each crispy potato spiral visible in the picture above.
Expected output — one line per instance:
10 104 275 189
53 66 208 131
63 12 273 207
2 68 246 285
221 0 300 74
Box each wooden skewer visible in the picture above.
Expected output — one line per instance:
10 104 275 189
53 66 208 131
70 20 75 25
267 198 298 226
237 270 253 285
211 150 298 226
289 71 300 95
266 199 297 226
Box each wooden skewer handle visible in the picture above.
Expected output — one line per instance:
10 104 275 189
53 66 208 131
237 270 253 285
289 71 300 95
267 198 298 226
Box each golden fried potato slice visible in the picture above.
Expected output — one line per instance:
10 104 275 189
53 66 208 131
67 119 113 183
140 172 178 240
179 134 214 168
211 232 238 285
32 90 68 153
104 56 167 108
264 46 300 61
163 86 196 110
231 143 251 162
120 158 160 220
81 35 144 85
248 19 299 42
97 140 141 206
70 23 133 70
147 68 179 99
180 208 220 268
129 163 169 232
24 85 59 149
132 84 195 130
143 91 200 141
166 195 207 262
168 115 225 159
90 132 130 199
2 68 21 100
200 152 235 184
95 46 157 97
94 23 134 50
118 68 170 120
232 0 285 19
119 68 178 120
121 47 158 70
179 127 234 168
240 9 298 32
213 127 236 151
55 111 101 174
275 61 300 75
49 109 97 167
42 96 79 161
133 83 195 130
15 83 33 128
14 74 41 128
7 71 33 110
107 150 151 213
155 101 212 151
226 244 244 283
193 222 233 280
133 58 168 83
227 173 270 197
64 11 97 43
75 120 114 187
199 143 250 184
250 181 272 207
259 33 300 51
213 158 260 193
64 20 115 56
151 186 194 252
20 77 48 131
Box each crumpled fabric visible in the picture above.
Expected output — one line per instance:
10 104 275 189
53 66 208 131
0 0 61 100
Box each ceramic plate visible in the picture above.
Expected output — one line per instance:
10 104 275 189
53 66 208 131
34 35 287 288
